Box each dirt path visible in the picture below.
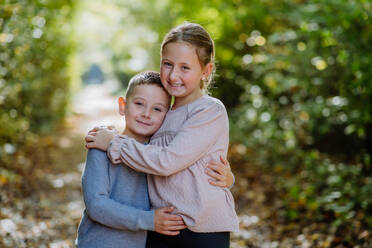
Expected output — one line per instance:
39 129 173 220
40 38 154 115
0 84 122 247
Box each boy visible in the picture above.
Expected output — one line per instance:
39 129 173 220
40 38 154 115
76 71 186 248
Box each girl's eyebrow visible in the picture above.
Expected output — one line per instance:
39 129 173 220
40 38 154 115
163 59 191 67
180 62 191 66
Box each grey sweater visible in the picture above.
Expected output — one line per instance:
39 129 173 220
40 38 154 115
76 149 154 248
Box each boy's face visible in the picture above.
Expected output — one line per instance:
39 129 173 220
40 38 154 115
120 84 169 143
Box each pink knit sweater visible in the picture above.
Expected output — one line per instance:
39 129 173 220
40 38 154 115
107 94 239 232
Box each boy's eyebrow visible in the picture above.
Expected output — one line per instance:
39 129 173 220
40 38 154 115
132 96 168 109
154 102 168 109
132 96 145 101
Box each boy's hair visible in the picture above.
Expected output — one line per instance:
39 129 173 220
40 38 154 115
161 22 215 91
125 71 170 104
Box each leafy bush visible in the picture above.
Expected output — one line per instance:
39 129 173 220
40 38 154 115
0 0 76 181
221 1 372 238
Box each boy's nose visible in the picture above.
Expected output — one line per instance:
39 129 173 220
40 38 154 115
142 108 151 118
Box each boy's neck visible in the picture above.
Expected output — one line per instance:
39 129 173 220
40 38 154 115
122 129 150 144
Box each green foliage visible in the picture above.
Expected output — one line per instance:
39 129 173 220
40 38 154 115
0 0 76 178
281 151 371 228
225 0 372 236
226 0 372 230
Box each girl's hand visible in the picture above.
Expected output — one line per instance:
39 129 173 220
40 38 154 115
205 156 234 188
85 126 118 151
154 206 187 236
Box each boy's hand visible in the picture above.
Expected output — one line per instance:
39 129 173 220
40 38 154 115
85 127 117 151
205 156 234 188
87 125 117 135
154 207 186 236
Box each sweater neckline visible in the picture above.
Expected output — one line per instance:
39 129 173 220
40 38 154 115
169 94 208 113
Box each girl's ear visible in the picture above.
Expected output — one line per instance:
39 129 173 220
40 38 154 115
203 63 213 79
118 97 126 116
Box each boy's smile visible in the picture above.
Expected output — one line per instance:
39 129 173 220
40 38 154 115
136 120 152 126
120 84 170 143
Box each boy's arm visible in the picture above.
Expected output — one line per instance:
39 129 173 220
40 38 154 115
82 149 154 231
107 102 227 176
206 156 235 188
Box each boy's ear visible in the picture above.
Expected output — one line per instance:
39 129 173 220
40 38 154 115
118 97 126 116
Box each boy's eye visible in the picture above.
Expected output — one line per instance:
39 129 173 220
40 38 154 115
154 107 163 112
135 102 143 106
182 66 190 70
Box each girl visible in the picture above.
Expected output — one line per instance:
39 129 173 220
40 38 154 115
87 22 239 247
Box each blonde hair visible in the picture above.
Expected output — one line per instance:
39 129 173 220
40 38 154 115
161 22 215 91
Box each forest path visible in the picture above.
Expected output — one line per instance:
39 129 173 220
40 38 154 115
0 83 121 247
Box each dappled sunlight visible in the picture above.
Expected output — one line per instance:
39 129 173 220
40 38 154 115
1 0 372 246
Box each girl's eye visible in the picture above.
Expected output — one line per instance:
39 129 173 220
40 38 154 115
182 66 190 70
163 62 172 67
154 107 162 112
135 102 143 106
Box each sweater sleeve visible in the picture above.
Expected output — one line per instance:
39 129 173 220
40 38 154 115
107 101 228 176
82 149 154 231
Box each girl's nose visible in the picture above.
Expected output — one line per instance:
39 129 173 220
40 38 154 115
169 68 178 81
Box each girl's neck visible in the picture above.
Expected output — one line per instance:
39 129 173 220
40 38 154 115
171 89 204 110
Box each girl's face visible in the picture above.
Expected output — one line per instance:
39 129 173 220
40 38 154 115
160 42 211 108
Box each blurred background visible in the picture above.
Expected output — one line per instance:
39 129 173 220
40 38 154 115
0 0 371 247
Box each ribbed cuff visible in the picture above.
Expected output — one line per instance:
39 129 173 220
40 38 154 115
137 209 155 231
107 134 129 164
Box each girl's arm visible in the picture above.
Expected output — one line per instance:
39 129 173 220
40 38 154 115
85 118 235 187
83 149 186 234
108 102 228 176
